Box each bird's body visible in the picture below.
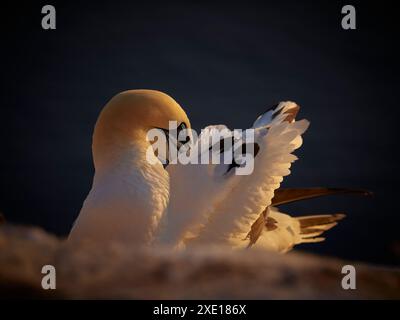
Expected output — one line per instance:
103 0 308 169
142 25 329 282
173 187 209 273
69 89 364 252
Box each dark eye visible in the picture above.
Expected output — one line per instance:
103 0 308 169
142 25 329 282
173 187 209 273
178 122 190 144
178 122 186 131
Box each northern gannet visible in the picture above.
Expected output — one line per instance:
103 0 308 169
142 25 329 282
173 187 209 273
70 90 367 252
69 90 191 245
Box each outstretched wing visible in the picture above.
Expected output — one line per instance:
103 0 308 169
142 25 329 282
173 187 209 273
272 187 372 206
182 102 309 248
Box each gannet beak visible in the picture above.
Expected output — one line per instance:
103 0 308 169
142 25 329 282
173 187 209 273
155 122 191 168
158 127 170 168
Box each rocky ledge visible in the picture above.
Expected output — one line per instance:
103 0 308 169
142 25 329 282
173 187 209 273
0 225 399 299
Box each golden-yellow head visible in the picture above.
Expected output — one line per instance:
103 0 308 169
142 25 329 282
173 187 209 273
93 89 190 169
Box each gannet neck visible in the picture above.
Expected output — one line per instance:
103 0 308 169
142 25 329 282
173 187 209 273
92 128 149 179
92 121 148 173
71 138 169 246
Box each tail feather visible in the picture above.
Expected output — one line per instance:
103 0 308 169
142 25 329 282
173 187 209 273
247 188 368 247
297 213 345 228
296 213 345 244
299 222 337 234
299 223 337 236
300 237 325 243
253 208 346 253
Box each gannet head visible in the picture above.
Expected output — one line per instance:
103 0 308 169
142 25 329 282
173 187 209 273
92 89 191 170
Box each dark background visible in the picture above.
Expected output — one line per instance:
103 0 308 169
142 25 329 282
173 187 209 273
1 1 399 265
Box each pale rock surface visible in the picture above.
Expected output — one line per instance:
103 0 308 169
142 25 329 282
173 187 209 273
0 225 399 299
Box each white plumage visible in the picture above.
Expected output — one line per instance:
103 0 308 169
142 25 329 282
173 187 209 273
165 101 312 250
70 90 347 253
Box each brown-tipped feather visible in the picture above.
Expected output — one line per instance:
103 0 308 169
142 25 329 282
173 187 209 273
271 188 372 206
300 227 328 235
297 213 345 228
247 187 369 247
283 105 300 122
246 211 266 246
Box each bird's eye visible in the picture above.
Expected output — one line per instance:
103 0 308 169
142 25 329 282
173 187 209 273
177 122 186 133
177 122 190 144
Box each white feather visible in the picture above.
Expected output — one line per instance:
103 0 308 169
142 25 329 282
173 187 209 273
165 101 309 249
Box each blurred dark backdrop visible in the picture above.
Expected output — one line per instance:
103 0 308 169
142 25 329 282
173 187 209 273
1 1 399 265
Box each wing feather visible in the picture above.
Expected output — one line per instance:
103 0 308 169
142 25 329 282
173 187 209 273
185 102 309 248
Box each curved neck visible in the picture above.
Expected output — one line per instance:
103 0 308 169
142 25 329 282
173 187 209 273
88 135 169 245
